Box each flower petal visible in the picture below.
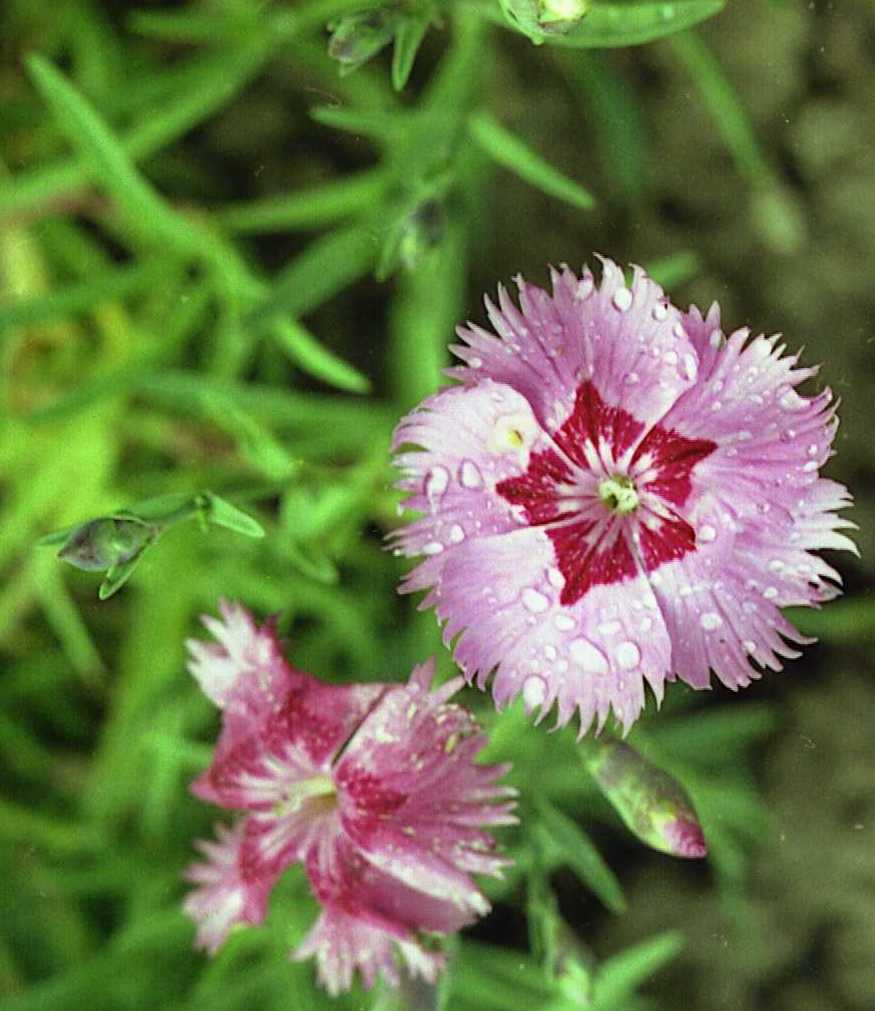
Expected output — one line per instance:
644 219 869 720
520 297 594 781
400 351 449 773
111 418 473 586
419 527 672 732
449 259 699 438
183 820 277 955
293 906 443 996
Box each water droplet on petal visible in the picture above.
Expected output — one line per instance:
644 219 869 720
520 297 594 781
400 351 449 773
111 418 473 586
743 640 757 654
779 389 805 411
449 524 465 544
522 675 547 710
763 586 778 600
652 302 669 321
700 612 722 630
554 613 575 632
547 567 565 589
569 638 609 674
459 459 483 489
544 644 558 661
615 641 640 669
425 465 449 504
422 541 444 556
683 353 698 380
522 588 549 614
698 524 717 543
613 287 633 312
803 460 818 472
625 372 640 385
663 349 679 366
597 620 622 636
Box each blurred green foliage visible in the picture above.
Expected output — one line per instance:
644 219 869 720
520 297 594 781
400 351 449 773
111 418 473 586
1 0 871 1009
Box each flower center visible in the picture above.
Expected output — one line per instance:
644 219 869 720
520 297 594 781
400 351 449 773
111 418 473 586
598 474 639 515
274 773 336 818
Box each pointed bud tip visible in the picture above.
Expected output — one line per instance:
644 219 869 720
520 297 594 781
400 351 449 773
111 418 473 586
663 817 707 859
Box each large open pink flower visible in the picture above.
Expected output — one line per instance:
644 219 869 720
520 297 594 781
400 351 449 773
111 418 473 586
182 601 516 995
391 258 854 733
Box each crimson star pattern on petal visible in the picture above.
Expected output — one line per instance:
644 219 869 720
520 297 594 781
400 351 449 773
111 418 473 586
183 603 516 996
391 258 854 733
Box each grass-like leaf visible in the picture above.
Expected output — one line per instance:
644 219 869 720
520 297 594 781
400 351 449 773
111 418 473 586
468 111 597 210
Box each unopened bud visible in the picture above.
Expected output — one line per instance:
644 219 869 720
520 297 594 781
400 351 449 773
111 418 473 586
328 9 397 74
583 739 707 859
57 516 156 572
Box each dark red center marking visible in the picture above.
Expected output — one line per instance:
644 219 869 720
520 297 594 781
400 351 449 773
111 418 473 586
496 382 715 606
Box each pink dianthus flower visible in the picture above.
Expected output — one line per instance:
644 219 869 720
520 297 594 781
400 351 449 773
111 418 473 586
183 601 516 995
391 258 855 733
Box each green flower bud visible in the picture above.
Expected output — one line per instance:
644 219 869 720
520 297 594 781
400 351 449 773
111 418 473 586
328 9 397 75
583 739 707 859
56 516 156 573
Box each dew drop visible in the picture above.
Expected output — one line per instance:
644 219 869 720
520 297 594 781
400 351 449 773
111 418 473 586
597 620 622 636
547 567 565 589
803 460 818 473
522 675 547 710
742 600 757 614
742 640 757 654
652 301 669 321
459 459 483 489
768 559 784 572
709 329 722 348
615 641 641 670
700 611 722 630
808 443 818 456
554 613 575 632
522 588 550 614
779 389 805 411
639 616 653 632
663 349 679 366
683 353 698 381
763 586 778 600
544 644 558 661
422 541 444 555
449 524 465 544
612 287 633 312
569 638 609 674
625 372 640 385
425 465 449 503
698 524 717 543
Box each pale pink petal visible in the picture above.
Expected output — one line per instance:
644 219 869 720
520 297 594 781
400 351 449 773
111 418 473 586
293 906 443 997
429 528 673 733
186 598 295 710
183 820 277 955
391 379 552 593
449 259 699 438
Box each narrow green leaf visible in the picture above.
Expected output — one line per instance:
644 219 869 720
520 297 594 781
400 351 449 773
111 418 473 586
98 554 146 599
593 931 684 1009
309 104 405 141
644 250 701 288
669 31 769 184
25 55 200 255
0 259 174 331
548 0 726 48
535 799 627 913
392 10 432 90
202 494 266 538
247 223 377 326
214 170 389 233
468 111 596 209
271 318 371 394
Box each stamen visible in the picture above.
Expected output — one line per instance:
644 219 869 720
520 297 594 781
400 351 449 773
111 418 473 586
598 475 639 515
273 774 336 817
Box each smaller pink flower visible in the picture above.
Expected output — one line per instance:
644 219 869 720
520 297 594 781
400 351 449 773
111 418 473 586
183 600 516 995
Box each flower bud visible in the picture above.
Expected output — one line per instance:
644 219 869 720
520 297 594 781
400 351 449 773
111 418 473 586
328 9 397 75
56 516 156 572
582 739 707 859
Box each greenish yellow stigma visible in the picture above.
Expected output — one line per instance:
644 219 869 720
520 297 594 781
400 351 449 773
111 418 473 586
598 475 639 515
273 774 336 818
